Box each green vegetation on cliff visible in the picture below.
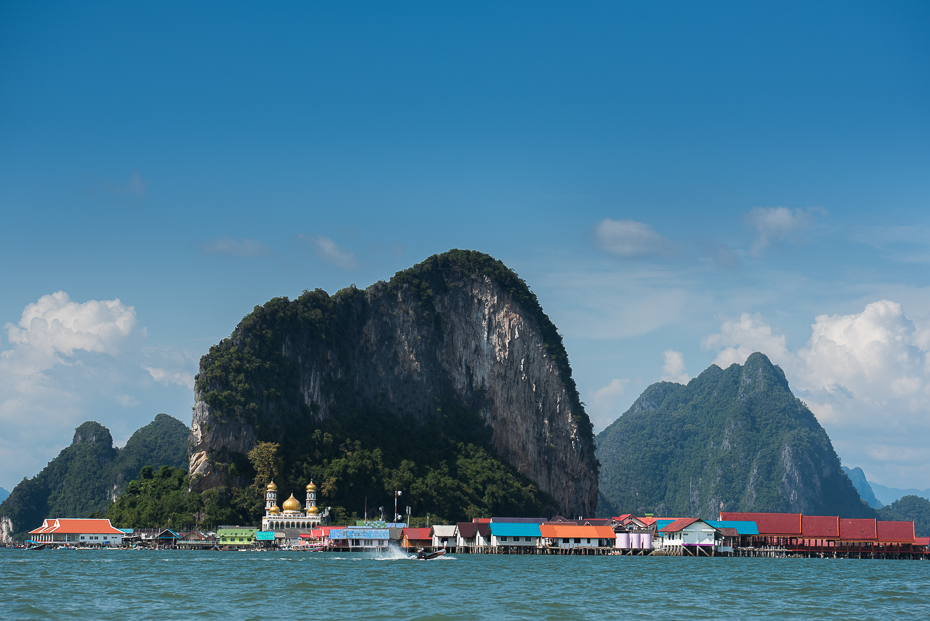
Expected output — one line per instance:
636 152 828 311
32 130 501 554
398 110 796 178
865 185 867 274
596 353 874 519
878 495 930 537
106 466 201 530
0 414 189 538
207 405 554 526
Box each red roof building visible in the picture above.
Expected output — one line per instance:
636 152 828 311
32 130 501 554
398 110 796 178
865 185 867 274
875 520 915 543
801 515 839 539
659 518 701 533
839 518 877 541
719 512 802 536
401 528 433 549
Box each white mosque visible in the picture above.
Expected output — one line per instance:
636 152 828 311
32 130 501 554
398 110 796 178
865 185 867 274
261 480 330 531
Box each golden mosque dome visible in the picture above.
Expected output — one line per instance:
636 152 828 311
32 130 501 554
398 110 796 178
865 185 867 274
269 505 281 514
282 494 302 512
307 505 319 515
306 481 317 492
266 481 277 491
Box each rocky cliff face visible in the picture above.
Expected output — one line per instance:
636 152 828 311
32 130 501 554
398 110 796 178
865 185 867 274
189 250 598 517
597 353 873 519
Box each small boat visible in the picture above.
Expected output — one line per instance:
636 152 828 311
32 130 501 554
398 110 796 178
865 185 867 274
416 548 446 560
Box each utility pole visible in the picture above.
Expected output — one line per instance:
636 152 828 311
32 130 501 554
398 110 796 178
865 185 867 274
393 487 402 527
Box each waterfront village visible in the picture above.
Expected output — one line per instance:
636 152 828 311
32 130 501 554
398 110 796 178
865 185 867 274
23 480 930 559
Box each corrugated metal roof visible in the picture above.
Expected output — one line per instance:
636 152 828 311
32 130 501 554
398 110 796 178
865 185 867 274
654 519 676 532
489 522 542 537
402 528 432 540
475 523 490 537
432 525 457 537
707 520 759 535
719 512 802 535
659 518 701 533
491 517 547 523
456 522 477 538
540 524 614 538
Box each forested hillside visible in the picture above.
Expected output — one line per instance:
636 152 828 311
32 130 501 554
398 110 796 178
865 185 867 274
597 353 874 519
0 414 188 539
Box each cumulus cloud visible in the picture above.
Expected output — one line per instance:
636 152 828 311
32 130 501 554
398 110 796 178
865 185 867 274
3 291 136 374
701 301 930 487
299 234 359 270
701 312 792 370
587 378 631 430
199 237 271 257
745 206 826 256
660 349 690 384
594 219 675 259
0 292 195 490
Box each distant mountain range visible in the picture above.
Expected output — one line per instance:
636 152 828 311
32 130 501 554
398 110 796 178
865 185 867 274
842 466 930 507
0 487 8 504
0 414 189 540
597 353 874 519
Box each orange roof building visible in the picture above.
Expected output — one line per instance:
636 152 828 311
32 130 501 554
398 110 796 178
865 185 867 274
539 524 615 548
29 518 125 546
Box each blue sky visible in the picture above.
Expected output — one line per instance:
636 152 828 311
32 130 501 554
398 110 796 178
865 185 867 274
1 1 929 492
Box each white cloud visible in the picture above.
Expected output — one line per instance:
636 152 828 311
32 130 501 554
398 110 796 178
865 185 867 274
587 378 630 430
0 292 195 490
660 349 690 384
300 234 359 269
199 237 271 257
745 206 826 256
701 300 930 487
796 300 927 404
144 366 195 389
701 312 792 370
3 291 136 374
594 219 675 259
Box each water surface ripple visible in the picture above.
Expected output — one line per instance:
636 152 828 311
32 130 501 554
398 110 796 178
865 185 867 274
2 550 929 620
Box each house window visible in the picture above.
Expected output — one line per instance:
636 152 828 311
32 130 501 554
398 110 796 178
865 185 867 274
525 537 532 542
501 536 507 542
574 538 581 543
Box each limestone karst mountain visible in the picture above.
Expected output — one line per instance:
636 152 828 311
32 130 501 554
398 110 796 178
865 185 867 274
188 250 598 521
596 353 875 519
0 414 189 540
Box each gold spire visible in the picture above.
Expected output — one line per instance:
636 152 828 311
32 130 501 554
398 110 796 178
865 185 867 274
306 480 317 492
266 480 277 491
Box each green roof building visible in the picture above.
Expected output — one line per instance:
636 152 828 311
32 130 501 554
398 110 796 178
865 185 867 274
217 528 258 546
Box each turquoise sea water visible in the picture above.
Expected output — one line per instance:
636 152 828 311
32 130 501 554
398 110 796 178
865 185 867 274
2 548 929 620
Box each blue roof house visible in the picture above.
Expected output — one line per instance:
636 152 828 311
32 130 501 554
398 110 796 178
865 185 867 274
490 522 541 549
